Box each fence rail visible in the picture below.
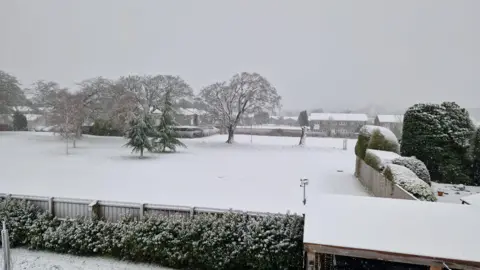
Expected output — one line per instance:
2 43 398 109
355 157 417 200
0 193 288 222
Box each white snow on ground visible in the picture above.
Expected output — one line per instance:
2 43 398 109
0 132 368 214
1 248 171 270
432 182 480 204
304 194 480 264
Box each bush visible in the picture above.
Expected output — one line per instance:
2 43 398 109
0 199 304 270
383 164 437 202
12 111 28 131
401 102 475 184
473 128 480 186
90 119 122 136
367 128 400 154
364 149 401 171
355 125 376 159
392 157 431 186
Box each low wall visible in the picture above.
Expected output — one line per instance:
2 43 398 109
356 157 417 200
0 193 286 222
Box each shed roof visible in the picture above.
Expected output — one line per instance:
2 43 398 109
376 114 404 123
304 195 480 268
309 113 368 122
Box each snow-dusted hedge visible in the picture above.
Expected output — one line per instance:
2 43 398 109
383 164 437 202
364 149 401 172
392 156 431 186
355 125 377 159
0 199 303 270
367 128 400 154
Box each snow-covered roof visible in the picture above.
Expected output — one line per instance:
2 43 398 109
309 113 368 122
304 195 480 266
461 193 480 205
25 114 43 121
11 106 34 113
376 114 404 123
176 108 206 116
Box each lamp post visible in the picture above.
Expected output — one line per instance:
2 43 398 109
300 178 309 205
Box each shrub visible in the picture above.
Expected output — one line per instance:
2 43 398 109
364 149 401 171
0 199 304 270
401 102 475 184
12 111 27 131
90 119 122 136
355 125 376 159
392 156 431 186
367 128 400 154
473 128 480 186
383 164 437 202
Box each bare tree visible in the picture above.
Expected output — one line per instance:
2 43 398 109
29 80 64 125
200 72 281 143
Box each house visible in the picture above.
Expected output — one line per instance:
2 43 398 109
304 195 480 270
309 113 368 138
374 114 404 130
151 107 207 126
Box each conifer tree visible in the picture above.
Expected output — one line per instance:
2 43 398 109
473 128 480 185
298 110 309 145
124 115 154 157
153 89 186 152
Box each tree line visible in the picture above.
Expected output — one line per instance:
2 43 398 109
0 70 282 148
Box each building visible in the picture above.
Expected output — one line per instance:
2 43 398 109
374 115 404 130
309 113 368 137
151 107 207 126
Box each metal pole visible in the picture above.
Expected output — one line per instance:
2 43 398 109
2 221 11 270
250 120 253 143
300 179 309 205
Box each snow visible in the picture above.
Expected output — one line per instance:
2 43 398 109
236 124 303 130
432 183 480 204
461 193 480 206
304 194 480 264
309 113 368 122
384 164 436 201
365 149 400 168
0 132 369 214
376 115 404 123
1 248 171 270
358 125 377 136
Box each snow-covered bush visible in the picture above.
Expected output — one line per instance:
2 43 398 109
367 128 400 154
364 149 401 171
392 156 431 186
355 125 376 159
401 102 475 184
383 164 437 202
0 199 304 270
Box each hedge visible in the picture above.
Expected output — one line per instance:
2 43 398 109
392 157 431 186
364 149 401 172
383 164 437 202
367 128 400 154
0 199 304 270
355 125 377 159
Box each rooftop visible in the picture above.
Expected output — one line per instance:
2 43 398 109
376 114 404 123
309 113 368 122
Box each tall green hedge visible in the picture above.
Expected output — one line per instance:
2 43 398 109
367 128 400 154
0 199 304 270
401 102 475 184
355 125 375 159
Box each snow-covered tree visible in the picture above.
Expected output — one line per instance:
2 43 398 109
0 70 26 114
124 115 154 157
152 89 186 152
298 110 309 145
200 72 281 143
401 102 475 184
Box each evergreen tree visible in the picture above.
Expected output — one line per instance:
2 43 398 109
153 90 186 152
124 115 154 157
401 102 475 184
13 111 28 131
298 110 309 145
473 128 480 185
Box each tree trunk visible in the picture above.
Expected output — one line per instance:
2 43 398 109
299 126 307 145
140 148 144 157
226 126 235 144
73 138 76 148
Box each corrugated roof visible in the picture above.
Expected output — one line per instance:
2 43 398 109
309 113 368 122
377 115 404 123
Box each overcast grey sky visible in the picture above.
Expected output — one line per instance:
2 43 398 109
1 0 479 111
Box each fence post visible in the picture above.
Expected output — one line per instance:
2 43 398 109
342 139 347 150
190 207 195 218
139 203 145 220
2 221 11 270
48 197 54 215
88 200 100 219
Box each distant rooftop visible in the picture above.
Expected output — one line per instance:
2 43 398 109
309 113 368 122
376 114 404 123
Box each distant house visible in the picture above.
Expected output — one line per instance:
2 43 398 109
374 115 404 130
152 107 207 126
0 106 45 130
309 113 368 137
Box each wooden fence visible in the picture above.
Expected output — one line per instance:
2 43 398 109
355 157 417 200
0 193 287 222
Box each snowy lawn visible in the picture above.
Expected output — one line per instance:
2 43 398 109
0 132 369 214
432 183 480 204
1 248 171 270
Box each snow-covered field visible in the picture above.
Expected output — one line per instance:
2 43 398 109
0 132 368 214
1 248 171 270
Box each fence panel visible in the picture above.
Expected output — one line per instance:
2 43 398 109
53 198 90 219
356 157 417 201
